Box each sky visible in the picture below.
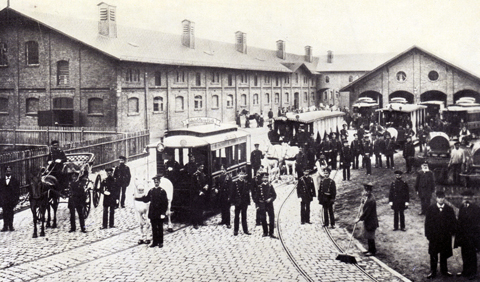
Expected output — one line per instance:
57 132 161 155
3 0 480 73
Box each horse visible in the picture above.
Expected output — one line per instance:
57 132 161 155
263 143 285 182
29 170 60 238
283 143 300 181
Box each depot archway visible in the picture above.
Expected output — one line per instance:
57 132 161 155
389 91 414 104
420 91 447 105
453 90 480 103
359 91 383 108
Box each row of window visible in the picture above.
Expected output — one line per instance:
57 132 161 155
0 41 39 67
395 70 440 82
0 97 104 115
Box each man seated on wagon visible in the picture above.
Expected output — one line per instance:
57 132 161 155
47 140 68 189
459 125 472 145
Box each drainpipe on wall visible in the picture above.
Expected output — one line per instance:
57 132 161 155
144 68 148 130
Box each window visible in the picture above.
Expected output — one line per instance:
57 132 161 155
295 73 299 84
88 98 103 114
253 94 259 105
153 97 164 112
325 76 330 83
228 74 233 86
254 75 258 86
428 71 439 81
303 76 308 84
212 71 220 83
265 93 270 104
311 92 315 102
0 42 7 66
396 71 406 82
26 98 38 114
264 76 271 84
176 71 185 83
212 95 219 108
194 95 203 110
241 94 247 106
349 75 354 82
226 95 233 108
240 73 247 84
175 96 184 111
311 78 315 86
276 77 280 86
195 72 201 86
154 71 162 86
275 93 279 104
324 92 327 101
284 75 290 84
126 68 140 82
53 97 73 109
284 92 289 103
303 92 308 103
0 97 7 112
57 60 69 86
25 41 39 65
128 97 139 113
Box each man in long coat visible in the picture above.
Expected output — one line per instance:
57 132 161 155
114 156 131 208
357 183 379 256
403 135 415 173
425 191 456 279
216 165 233 228
389 170 409 231
415 162 435 215
340 140 352 181
384 133 395 169
318 168 336 228
0 166 19 231
250 143 264 177
231 170 251 236
101 168 120 229
68 172 87 233
454 190 480 280
254 173 277 238
297 169 316 224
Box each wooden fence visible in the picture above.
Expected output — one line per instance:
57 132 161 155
0 130 150 194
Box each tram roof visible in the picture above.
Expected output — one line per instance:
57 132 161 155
420 101 445 106
274 111 345 123
353 102 379 108
376 103 426 113
163 128 250 148
445 105 480 112
166 123 239 137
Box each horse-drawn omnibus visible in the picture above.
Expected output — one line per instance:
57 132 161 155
352 97 379 129
443 97 480 136
147 123 251 216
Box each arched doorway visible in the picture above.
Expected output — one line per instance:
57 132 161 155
389 91 414 104
358 91 383 108
420 90 447 105
453 90 480 103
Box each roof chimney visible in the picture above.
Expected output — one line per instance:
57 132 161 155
182 20 195 49
98 2 117 38
276 40 286 60
305 46 312 63
235 31 247 54
327 50 333 63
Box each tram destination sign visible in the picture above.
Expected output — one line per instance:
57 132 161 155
182 117 221 127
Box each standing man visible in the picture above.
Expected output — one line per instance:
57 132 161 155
425 191 456 279
68 171 87 233
384 133 395 169
268 108 274 124
389 170 410 231
403 136 415 173
0 166 19 231
231 170 251 236
101 168 119 229
114 156 131 208
454 190 480 280
357 183 379 256
295 146 308 180
250 143 264 177
374 134 385 168
415 162 435 215
417 125 428 153
340 140 352 181
215 165 232 228
135 174 169 248
340 123 349 141
254 173 277 238
318 168 336 229
47 140 68 189
297 169 316 224
191 163 209 229
363 135 373 175
351 133 362 170
448 141 465 185
330 133 340 170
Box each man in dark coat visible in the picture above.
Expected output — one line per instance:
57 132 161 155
318 168 336 229
340 123 349 141
415 162 435 215
254 173 277 238
384 133 395 169
330 133 340 170
165 154 181 184
101 168 119 229
47 140 68 189
114 156 131 208
425 191 456 279
250 143 264 177
0 166 19 231
297 169 316 224
417 125 428 153
191 163 209 229
68 172 87 233
340 140 352 181
357 183 379 256
351 133 363 170
295 147 308 179
135 174 169 248
373 134 385 168
231 170 251 236
363 135 373 175
454 190 480 280
389 170 410 231
267 125 279 144
215 165 232 228
403 135 415 173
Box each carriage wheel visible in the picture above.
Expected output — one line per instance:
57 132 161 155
83 187 92 219
93 174 102 208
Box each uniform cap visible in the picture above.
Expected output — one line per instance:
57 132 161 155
105 168 114 172
152 174 162 180
119 156 126 160
436 191 445 198
394 170 403 175
51 140 59 145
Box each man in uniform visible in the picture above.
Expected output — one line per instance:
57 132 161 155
250 143 264 177
114 156 131 208
318 168 336 229
417 125 428 153
374 134 385 168
363 135 373 175
448 141 465 185
191 163 209 229
356 183 379 256
68 171 87 233
215 165 232 228
254 173 277 238
389 170 410 231
165 154 181 184
295 146 308 180
415 162 435 215
403 136 415 173
351 133 362 170
267 124 279 144
101 168 119 229
425 191 456 279
0 166 19 231
297 169 316 224
330 133 340 170
231 170 251 236
47 140 68 189
340 140 352 181
384 133 395 169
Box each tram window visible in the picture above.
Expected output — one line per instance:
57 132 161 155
234 145 239 165
225 147 233 167
239 143 246 163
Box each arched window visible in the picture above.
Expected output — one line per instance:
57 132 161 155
284 92 289 103
253 94 259 105
194 95 203 109
396 71 406 82
241 94 247 106
0 42 8 66
26 97 39 114
88 98 103 114
154 71 162 86
153 97 164 112
226 95 233 108
325 76 330 83
25 41 39 65
349 75 354 82
275 93 280 104
265 93 270 104
212 95 219 108
175 96 184 111
0 97 7 112
303 92 308 103
57 60 69 86
128 97 139 113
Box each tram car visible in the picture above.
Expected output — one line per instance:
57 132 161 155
147 123 251 216
272 110 345 145
419 100 445 126
416 132 452 172
376 97 426 146
352 97 379 129
443 97 480 136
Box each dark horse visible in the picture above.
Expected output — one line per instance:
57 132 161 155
29 170 61 238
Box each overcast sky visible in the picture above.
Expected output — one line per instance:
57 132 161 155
4 0 480 73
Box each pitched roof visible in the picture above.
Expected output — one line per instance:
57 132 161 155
316 52 397 72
